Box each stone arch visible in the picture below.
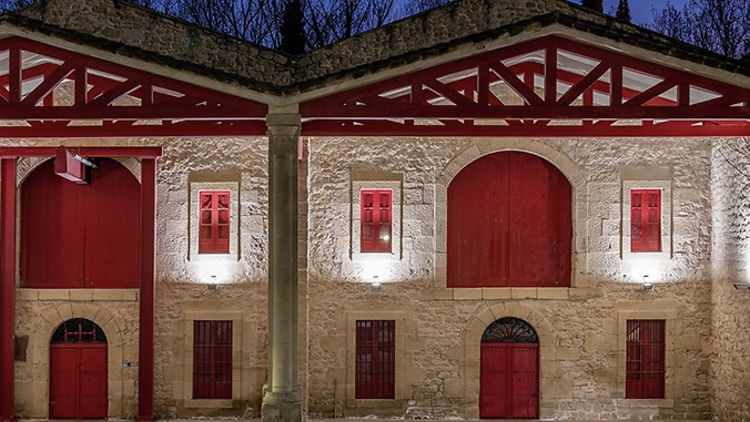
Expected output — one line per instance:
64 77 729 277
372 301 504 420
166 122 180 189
17 155 142 186
459 302 557 419
434 139 589 289
28 302 131 418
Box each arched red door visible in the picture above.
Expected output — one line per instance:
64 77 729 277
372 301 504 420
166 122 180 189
49 319 108 419
480 318 539 419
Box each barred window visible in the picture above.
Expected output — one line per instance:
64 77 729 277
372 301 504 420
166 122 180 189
356 320 395 399
193 320 232 399
626 319 665 399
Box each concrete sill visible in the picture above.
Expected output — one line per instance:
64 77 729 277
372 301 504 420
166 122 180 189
615 398 674 409
185 399 233 409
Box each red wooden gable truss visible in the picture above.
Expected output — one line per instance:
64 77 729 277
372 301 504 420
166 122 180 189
0 37 267 138
301 35 750 137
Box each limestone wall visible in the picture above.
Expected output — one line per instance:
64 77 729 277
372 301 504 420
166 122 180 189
9 136 270 419
304 135 713 420
710 138 750 422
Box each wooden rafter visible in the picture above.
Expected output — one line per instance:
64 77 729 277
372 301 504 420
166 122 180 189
300 35 750 137
0 37 268 137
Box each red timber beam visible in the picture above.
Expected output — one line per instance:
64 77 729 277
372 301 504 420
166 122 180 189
300 35 750 137
0 37 267 138
0 147 161 422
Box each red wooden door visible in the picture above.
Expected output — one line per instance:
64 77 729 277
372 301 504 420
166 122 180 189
21 158 141 288
447 151 572 287
50 344 108 419
480 343 539 419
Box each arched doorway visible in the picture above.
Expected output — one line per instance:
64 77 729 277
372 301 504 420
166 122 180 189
447 151 572 288
49 318 108 419
479 317 539 419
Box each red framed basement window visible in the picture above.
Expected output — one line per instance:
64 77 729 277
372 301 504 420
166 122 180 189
626 319 665 399
193 320 232 399
199 191 230 254
356 320 395 399
361 190 392 253
631 189 661 253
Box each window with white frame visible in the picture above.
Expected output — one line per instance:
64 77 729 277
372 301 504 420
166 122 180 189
189 179 240 261
352 180 401 260
622 179 671 261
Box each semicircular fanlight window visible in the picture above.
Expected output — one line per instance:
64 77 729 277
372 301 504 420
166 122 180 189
481 317 538 343
51 318 107 343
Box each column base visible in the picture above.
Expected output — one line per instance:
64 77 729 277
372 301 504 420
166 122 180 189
262 390 302 422
0 415 16 422
136 415 156 421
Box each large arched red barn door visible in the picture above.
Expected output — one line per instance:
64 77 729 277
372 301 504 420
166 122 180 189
448 151 572 288
480 317 539 419
21 158 141 288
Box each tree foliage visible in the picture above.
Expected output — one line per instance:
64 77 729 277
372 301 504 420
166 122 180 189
278 0 306 54
615 0 630 22
580 0 603 13
651 0 750 59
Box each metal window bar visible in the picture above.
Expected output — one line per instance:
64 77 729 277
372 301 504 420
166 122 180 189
51 318 107 343
626 319 665 399
193 320 233 399
356 320 395 399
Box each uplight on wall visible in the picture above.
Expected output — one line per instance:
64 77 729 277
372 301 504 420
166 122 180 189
641 275 653 291
196 259 232 288
733 283 750 291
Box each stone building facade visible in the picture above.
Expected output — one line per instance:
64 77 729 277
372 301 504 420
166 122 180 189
0 0 749 422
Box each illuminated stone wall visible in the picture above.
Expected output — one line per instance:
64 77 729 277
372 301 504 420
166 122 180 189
303 135 713 420
710 137 750 422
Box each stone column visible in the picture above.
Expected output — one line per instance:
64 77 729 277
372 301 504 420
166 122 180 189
0 158 16 422
262 113 302 422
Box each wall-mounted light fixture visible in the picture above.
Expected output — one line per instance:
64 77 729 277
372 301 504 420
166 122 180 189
207 274 218 291
641 275 653 291
733 283 750 291
371 275 381 291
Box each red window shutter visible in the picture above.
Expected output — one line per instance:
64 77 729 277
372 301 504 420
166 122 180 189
631 189 661 253
193 320 232 399
361 190 392 253
626 320 665 399
356 320 395 399
199 191 230 254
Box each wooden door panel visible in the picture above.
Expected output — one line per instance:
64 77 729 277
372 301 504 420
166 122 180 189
50 345 107 419
22 158 140 289
83 159 141 288
480 342 539 419
480 345 510 418
79 347 108 419
510 345 539 419
448 151 571 288
21 160 85 288
49 346 79 419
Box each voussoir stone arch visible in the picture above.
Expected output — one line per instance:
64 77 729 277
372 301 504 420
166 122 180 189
33 302 130 418
434 138 589 288
17 155 142 186
459 302 557 419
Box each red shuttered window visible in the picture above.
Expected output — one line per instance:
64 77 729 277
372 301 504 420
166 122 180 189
199 191 230 254
361 190 392 253
356 320 395 399
193 320 232 399
631 189 661 253
626 319 665 399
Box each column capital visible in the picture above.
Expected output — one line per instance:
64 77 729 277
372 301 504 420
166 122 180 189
266 113 302 136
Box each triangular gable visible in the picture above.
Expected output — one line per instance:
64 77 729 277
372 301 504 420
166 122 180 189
300 35 750 137
0 36 267 137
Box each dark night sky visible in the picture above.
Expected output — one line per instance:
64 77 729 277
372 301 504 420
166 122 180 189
601 0 690 24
